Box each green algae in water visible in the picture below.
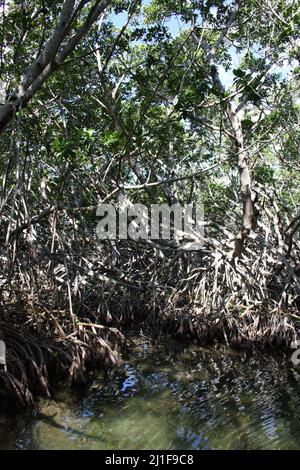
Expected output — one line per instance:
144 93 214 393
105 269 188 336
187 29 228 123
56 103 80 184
1 343 300 450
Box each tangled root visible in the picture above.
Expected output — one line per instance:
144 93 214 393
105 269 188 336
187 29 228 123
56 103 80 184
0 316 127 408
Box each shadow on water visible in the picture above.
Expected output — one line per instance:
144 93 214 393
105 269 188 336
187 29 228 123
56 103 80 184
1 339 300 450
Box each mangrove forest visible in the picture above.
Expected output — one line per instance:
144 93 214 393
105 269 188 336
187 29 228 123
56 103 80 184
0 0 300 452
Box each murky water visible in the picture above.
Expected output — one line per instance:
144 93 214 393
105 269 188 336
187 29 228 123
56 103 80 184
1 339 300 450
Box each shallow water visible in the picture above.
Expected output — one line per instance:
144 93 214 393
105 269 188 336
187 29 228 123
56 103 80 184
1 339 300 450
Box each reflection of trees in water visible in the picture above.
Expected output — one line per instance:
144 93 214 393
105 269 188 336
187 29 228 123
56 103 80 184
128 349 300 449
0 405 100 450
0 412 38 450
1 347 300 450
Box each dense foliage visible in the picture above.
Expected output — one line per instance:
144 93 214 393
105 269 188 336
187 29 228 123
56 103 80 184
0 0 300 405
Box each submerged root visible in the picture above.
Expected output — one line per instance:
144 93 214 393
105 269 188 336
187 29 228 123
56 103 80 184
0 315 126 408
145 247 300 350
157 307 299 351
1 194 300 406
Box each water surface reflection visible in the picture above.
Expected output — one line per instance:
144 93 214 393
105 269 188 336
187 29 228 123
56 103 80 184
1 341 300 450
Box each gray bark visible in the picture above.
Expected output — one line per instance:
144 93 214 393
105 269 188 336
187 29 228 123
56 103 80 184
194 0 258 257
0 0 111 134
